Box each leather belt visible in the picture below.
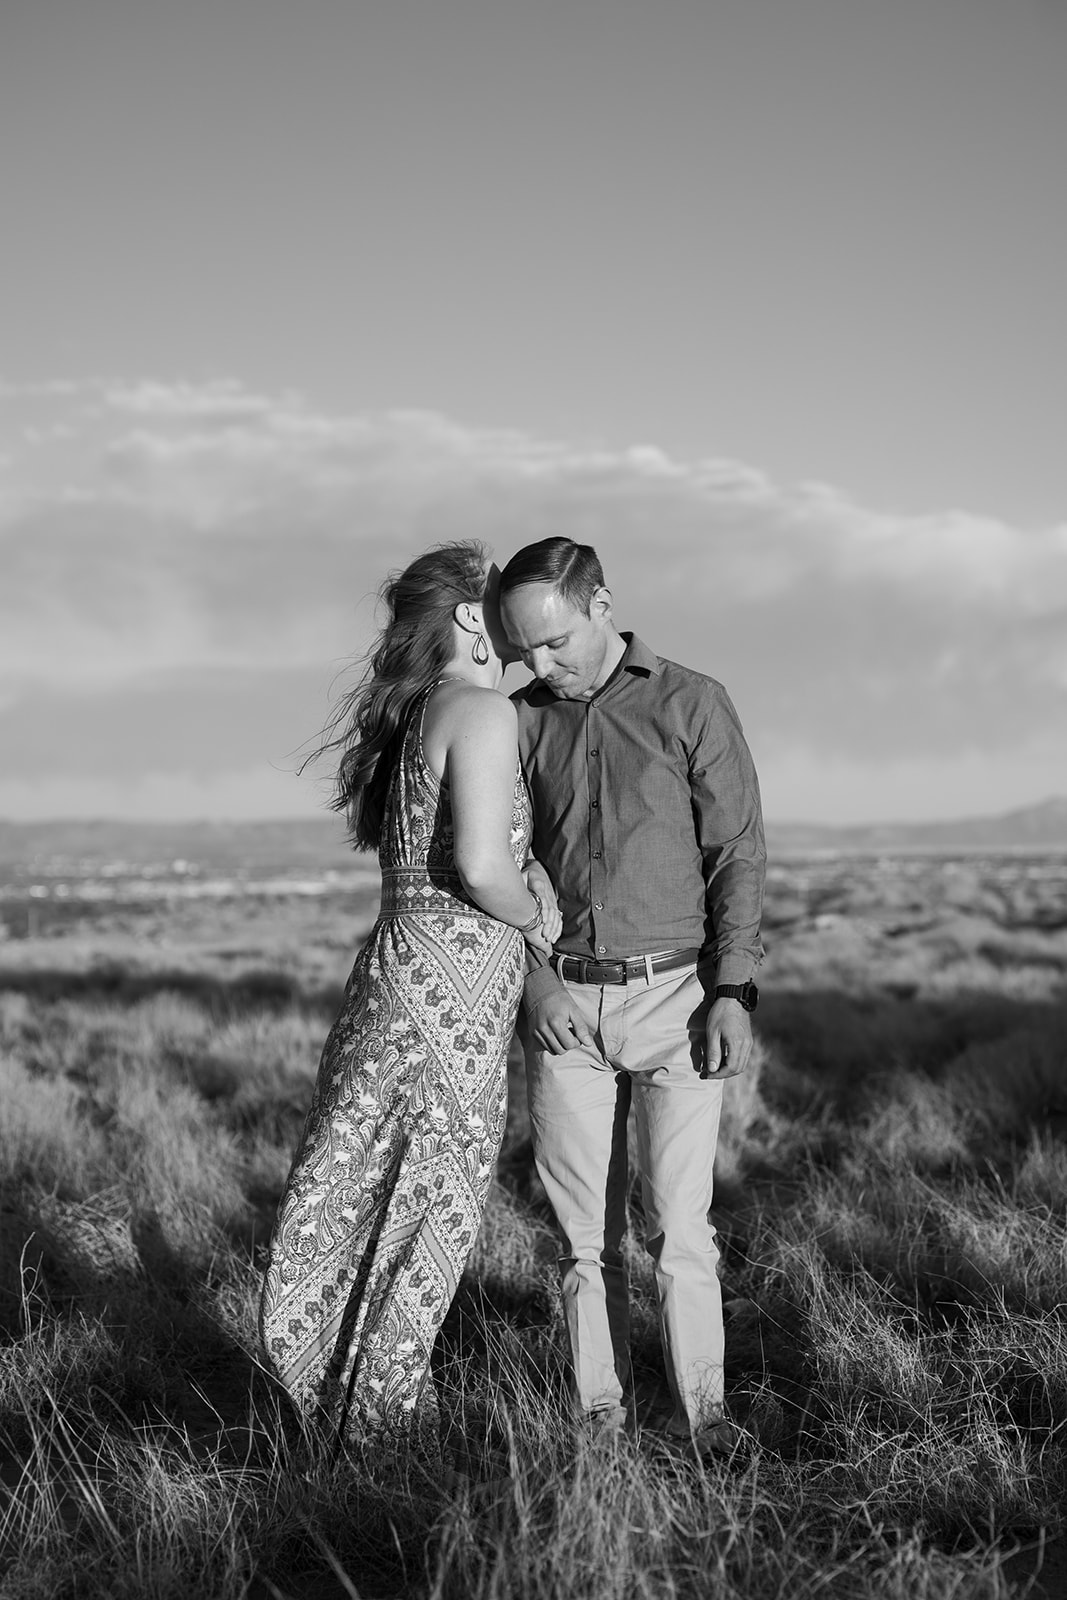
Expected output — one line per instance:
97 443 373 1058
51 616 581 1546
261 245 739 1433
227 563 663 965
551 947 703 986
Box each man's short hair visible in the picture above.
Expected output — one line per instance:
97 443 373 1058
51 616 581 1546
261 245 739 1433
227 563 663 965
498 538 605 616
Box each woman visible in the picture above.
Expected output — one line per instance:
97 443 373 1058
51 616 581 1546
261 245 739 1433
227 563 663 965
259 540 559 1456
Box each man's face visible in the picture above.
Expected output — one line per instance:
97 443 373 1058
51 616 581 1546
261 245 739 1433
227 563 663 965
500 582 615 700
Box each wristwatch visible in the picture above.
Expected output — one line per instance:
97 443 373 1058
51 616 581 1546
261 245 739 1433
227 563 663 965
714 982 759 1012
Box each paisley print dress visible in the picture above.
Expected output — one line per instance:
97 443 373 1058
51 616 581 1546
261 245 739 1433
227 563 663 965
259 683 532 1448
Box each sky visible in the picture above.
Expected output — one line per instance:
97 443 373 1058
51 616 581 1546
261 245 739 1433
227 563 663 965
1 0 1065 826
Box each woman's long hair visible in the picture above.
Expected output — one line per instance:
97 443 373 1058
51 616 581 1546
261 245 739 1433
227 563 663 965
316 540 488 850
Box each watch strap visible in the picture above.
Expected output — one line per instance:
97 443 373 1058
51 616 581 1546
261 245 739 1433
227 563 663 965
714 981 758 1012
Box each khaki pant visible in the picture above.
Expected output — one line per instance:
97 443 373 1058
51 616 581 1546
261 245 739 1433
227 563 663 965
524 960 726 1433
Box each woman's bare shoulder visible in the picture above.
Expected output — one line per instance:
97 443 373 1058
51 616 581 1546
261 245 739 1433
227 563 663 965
433 681 515 724
422 683 516 772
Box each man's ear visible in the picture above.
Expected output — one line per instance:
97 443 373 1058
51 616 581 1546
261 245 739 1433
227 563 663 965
590 586 613 621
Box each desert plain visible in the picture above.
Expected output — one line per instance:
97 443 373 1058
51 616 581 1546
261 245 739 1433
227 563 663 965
0 819 1064 1599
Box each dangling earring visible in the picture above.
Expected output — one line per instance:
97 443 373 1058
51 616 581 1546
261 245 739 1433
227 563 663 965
472 631 490 666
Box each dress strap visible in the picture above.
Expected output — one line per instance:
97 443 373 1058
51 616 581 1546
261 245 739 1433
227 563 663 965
409 675 467 727
408 676 473 780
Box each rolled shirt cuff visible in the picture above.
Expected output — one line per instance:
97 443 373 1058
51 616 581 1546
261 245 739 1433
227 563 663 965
522 962 563 1011
713 952 762 986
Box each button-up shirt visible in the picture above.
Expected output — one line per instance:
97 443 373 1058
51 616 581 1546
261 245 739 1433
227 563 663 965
513 632 765 1005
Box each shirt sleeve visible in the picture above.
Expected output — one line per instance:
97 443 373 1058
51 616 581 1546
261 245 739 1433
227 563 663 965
690 682 766 985
522 960 562 1012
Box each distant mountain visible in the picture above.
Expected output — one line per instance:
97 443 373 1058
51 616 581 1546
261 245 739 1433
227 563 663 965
766 797 1067 855
1 798 1066 871
0 816 361 874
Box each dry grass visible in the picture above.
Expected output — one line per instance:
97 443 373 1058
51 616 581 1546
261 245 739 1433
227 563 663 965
0 853 1065 1597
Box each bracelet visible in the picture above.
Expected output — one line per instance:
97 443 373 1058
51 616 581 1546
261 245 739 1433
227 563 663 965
518 893 544 935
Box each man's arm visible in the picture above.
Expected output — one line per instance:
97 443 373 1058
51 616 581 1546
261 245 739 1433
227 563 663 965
519 952 601 1056
514 704 599 1056
691 682 766 1076
521 857 596 1054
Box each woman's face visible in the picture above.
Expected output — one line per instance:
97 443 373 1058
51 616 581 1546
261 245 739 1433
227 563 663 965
480 563 521 666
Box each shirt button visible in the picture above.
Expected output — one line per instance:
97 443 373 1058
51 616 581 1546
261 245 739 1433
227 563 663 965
592 850 602 859
590 747 600 757
597 944 606 954
591 799 600 809
594 901 603 910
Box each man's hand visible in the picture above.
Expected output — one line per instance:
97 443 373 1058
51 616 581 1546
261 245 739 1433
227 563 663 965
703 997 752 1079
526 987 601 1057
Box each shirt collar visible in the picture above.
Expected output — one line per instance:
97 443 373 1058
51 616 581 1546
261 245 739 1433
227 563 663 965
617 632 662 678
519 630 661 704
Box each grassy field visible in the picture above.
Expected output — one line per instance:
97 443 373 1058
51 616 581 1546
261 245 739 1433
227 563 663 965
0 851 1065 1598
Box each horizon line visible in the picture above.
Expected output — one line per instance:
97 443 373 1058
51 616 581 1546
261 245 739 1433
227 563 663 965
1 795 1065 834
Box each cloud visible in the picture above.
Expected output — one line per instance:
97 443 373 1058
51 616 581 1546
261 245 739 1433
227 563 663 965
1 377 1064 820
102 378 295 421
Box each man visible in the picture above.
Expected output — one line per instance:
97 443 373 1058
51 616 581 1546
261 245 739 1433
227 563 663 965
498 537 765 1458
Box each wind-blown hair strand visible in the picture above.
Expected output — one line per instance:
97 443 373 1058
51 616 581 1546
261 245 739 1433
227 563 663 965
313 540 488 850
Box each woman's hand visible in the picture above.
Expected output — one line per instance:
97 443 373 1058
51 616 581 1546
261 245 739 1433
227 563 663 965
523 920 556 960
524 860 562 945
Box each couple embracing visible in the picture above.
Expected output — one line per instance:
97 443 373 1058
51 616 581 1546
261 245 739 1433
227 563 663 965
259 536 765 1465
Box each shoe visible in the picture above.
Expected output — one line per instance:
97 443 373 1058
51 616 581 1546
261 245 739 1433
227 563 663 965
690 1419 746 1460
654 1417 749 1465
576 1403 629 1443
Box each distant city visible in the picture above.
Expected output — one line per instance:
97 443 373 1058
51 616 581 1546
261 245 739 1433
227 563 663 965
2 797 1066 886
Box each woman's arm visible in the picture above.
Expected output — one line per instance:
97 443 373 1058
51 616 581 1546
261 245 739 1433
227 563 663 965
441 688 554 955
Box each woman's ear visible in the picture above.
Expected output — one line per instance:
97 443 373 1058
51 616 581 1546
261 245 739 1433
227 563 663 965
453 601 483 634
